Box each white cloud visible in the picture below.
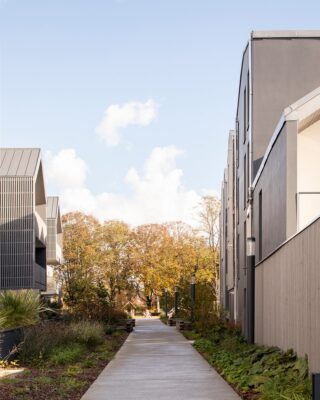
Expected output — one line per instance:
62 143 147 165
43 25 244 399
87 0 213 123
45 149 87 188
96 99 158 146
45 146 202 226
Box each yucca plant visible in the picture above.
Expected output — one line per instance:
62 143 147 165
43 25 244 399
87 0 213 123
0 290 48 329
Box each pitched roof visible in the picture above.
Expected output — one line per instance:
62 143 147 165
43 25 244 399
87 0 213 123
0 148 41 177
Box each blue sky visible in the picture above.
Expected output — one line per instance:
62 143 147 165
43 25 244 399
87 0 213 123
1 0 320 224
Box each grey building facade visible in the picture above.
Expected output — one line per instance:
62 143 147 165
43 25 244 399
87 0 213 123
0 148 47 290
43 196 63 297
220 31 320 338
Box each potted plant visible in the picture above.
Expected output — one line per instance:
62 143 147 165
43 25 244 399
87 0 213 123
0 290 47 359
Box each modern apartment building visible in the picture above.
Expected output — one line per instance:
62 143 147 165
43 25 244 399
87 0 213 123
220 31 320 339
43 196 63 298
220 131 236 320
0 148 47 290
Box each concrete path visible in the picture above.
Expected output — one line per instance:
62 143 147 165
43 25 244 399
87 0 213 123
81 318 240 400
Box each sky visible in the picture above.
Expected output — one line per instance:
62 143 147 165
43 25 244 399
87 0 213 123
1 0 320 226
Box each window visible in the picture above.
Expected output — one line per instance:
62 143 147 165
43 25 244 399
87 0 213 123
244 154 247 208
225 210 228 274
236 120 239 167
244 220 247 275
259 190 262 260
247 72 250 129
236 177 239 223
243 88 247 143
236 233 240 280
247 142 250 188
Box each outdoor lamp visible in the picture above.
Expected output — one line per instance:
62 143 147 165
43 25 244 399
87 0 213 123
247 236 255 257
246 236 256 345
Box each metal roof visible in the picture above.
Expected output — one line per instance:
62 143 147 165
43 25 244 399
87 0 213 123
47 196 60 219
252 30 320 39
0 148 41 177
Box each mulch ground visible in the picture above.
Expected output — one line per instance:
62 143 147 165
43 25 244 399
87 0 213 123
0 331 128 400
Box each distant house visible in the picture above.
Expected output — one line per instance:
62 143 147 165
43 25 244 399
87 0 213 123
43 196 63 299
0 148 47 290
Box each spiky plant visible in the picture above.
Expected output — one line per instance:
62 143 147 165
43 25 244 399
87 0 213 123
0 290 47 329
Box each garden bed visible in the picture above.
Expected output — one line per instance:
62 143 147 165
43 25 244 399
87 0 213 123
183 327 311 400
0 322 128 400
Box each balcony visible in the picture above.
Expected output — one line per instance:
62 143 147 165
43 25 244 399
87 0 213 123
297 192 320 230
34 210 47 246
34 262 46 291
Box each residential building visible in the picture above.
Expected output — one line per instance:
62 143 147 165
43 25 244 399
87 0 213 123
253 85 320 372
220 31 320 340
43 196 63 299
0 148 47 290
219 131 236 320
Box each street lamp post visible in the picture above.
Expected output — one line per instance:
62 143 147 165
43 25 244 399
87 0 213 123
164 288 168 318
247 236 256 344
190 275 196 322
174 286 179 317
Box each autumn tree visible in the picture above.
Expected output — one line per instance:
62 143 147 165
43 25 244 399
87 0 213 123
197 195 220 290
58 212 102 318
97 220 133 307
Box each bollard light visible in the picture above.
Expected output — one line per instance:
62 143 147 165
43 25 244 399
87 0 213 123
164 288 168 318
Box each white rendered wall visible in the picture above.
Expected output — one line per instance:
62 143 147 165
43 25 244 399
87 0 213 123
297 119 320 229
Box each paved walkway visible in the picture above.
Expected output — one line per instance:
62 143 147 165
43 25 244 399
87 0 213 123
81 318 240 400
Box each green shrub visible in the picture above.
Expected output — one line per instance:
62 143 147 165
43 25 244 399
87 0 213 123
69 320 105 347
0 290 48 329
49 343 85 365
19 322 73 362
192 324 311 399
105 325 116 335
106 309 128 323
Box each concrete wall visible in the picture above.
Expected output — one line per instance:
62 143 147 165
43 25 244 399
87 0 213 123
255 215 320 372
